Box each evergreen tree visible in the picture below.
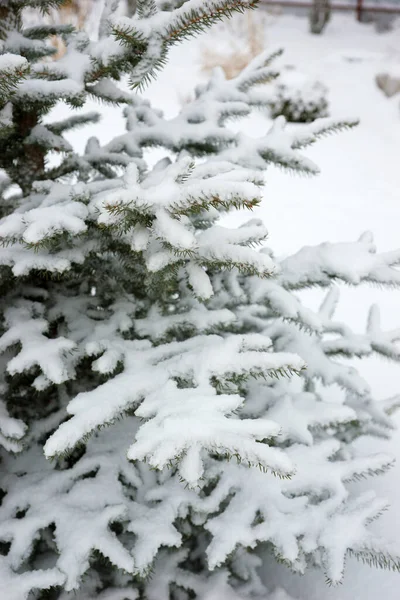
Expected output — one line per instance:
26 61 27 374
0 1 400 599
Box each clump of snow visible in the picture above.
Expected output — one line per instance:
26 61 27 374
0 53 27 71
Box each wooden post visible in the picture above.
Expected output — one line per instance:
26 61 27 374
127 0 137 16
356 0 363 20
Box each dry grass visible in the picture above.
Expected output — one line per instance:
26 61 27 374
58 0 91 29
201 12 267 80
48 0 94 58
21 0 95 59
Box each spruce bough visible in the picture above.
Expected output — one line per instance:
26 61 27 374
0 1 400 599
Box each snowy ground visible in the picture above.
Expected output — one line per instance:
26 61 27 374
239 14 400 600
59 10 400 599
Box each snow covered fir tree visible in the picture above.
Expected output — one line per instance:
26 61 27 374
1 1 400 599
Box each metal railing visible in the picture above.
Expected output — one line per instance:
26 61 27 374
260 0 400 20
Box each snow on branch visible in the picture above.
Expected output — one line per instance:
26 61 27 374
44 333 304 482
280 232 400 290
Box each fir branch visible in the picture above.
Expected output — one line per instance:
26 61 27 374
164 1 259 45
292 118 360 150
22 24 75 39
47 112 101 135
